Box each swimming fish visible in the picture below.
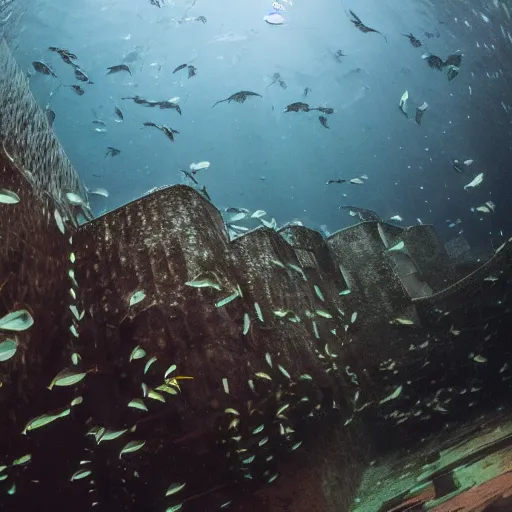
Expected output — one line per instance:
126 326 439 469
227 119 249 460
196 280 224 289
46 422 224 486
302 87 311 97
319 116 329 128
327 179 346 185
107 64 132 75
340 205 382 222
415 102 428 125
32 61 57 77
142 122 180 142
212 91 262 108
105 147 121 157
122 96 182 115
70 85 84 96
48 46 77 65
333 50 345 62
313 106 334 114
73 66 92 83
423 54 444 70
349 10 383 36
187 65 197 78
402 33 422 47
284 102 310 113
93 120 107 133
114 106 124 122
173 63 187 73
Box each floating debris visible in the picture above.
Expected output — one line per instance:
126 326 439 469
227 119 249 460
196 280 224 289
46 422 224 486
390 215 403 222
129 291 146 306
119 440 145 458
45 107 56 128
93 120 107 133
88 188 109 198
212 91 262 108
22 407 71 434
379 385 403 404
166 482 186 497
106 64 131 75
251 210 266 219
423 54 444 70
0 339 17 361
185 275 221 290
48 368 88 390
189 161 210 172
129 346 146 361
350 178 365 185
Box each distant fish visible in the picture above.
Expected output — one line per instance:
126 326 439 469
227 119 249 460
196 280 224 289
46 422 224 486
73 66 92 83
107 64 131 75
333 49 345 62
423 54 444 70
190 161 210 172
212 91 262 108
444 54 462 67
399 90 409 116
349 10 384 37
350 178 365 185
196 16 207 23
45 107 56 127
415 102 428 125
340 205 382 222
327 179 346 185
48 46 78 65
32 61 57 77
142 122 179 142
402 33 422 47
122 96 182 115
71 85 84 96
114 106 124 122
313 106 334 114
173 63 187 73
284 102 310 113
93 120 107 133
187 65 197 78
88 188 109 198
319 116 329 128
179 169 199 185
226 207 249 214
105 147 120 157
302 87 311 97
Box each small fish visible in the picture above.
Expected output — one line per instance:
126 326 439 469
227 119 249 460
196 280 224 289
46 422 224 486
73 66 91 82
114 106 124 122
200 186 211 201
172 63 188 74
32 61 57 77
313 106 334 114
142 122 179 142
349 10 383 36
196 16 207 23
107 64 131 75
402 33 422 47
189 161 210 172
333 49 345 62
284 102 310 113
327 179 346 184
49 46 77 65
179 169 199 185
212 91 262 108
444 54 462 67
45 107 56 128
423 54 444 70
187 65 197 78
319 116 329 128
415 102 428 125
70 85 84 96
105 147 121 158
464 173 484 190
340 205 382 222
302 87 311 97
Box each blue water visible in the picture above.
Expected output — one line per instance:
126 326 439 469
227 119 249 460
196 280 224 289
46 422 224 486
3 0 512 249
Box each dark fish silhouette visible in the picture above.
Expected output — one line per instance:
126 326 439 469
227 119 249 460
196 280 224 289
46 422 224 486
122 96 182 115
446 66 459 81
32 61 57 77
402 33 422 47
173 63 187 73
340 205 382 222
73 66 92 82
284 102 310 113
48 46 77 65
302 87 311 97
327 179 346 185
313 106 334 114
149 0 162 6
71 85 84 96
114 106 124 122
196 16 207 23
319 116 329 129
142 122 179 142
105 147 121 157
187 65 197 78
107 64 131 75
180 169 199 185
267 72 283 89
349 10 383 36
424 54 444 70
445 54 462 67
415 102 428 125
212 91 262 108
200 185 211 201
333 49 345 62
45 108 56 127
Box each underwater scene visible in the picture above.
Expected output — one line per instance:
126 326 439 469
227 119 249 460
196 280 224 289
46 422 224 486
0 0 512 510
